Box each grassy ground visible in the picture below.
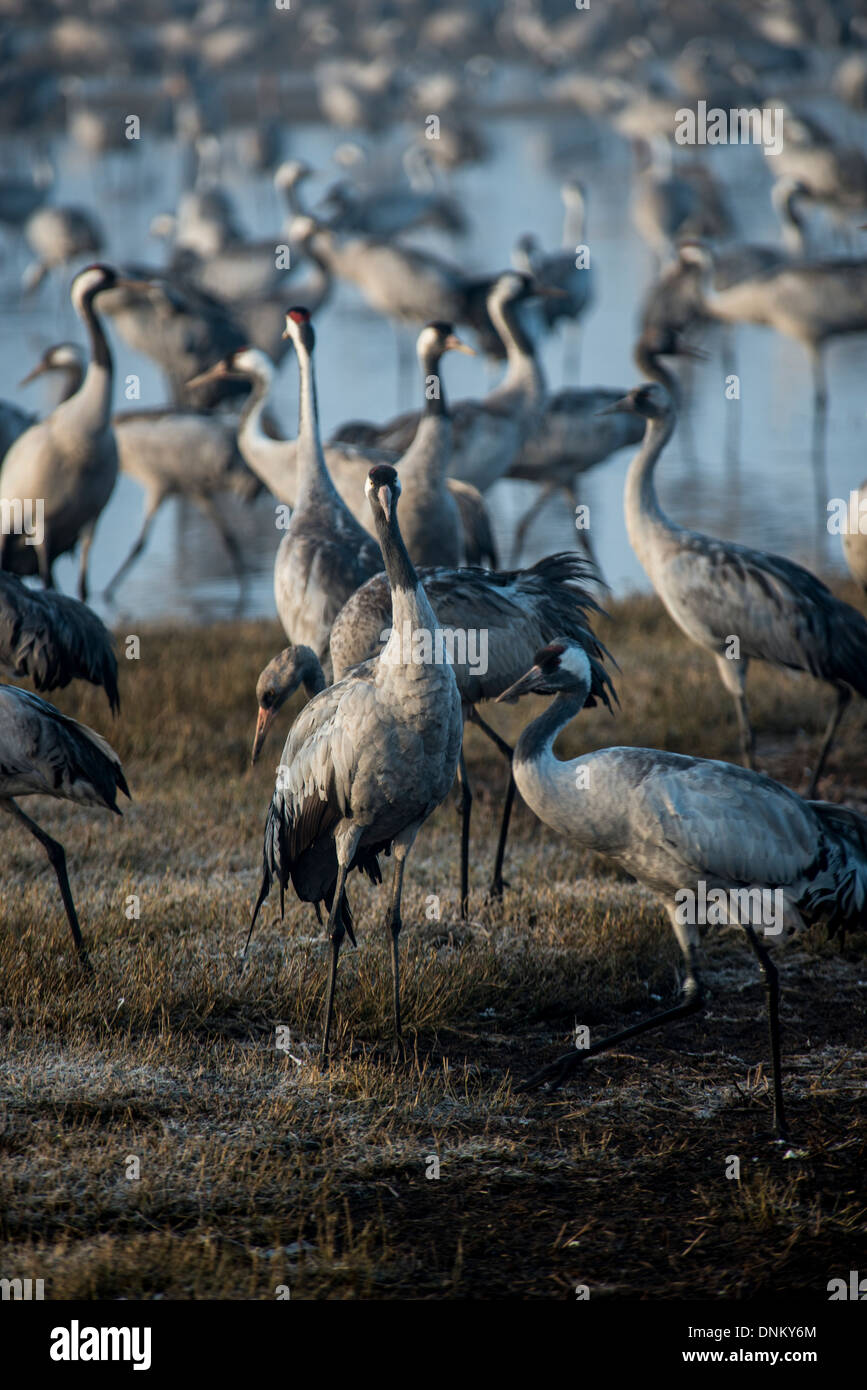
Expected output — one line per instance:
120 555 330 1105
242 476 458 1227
0 592 865 1300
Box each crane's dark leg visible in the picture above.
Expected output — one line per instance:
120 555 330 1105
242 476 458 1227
35 538 55 590
511 483 557 566
196 495 246 589
734 691 756 769
321 858 352 1062
806 683 850 799
3 801 89 964
810 346 828 463
466 707 515 899
520 961 704 1092
456 749 472 919
103 493 164 599
742 925 788 1141
384 828 417 1054
715 654 755 769
77 521 96 602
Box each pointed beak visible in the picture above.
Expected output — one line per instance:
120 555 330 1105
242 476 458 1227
444 333 475 355
377 485 392 522
112 276 157 293
534 284 568 298
251 706 274 764
19 362 47 387
186 362 226 389
496 664 543 704
597 396 633 416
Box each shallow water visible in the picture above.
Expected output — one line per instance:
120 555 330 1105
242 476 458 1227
3 101 867 628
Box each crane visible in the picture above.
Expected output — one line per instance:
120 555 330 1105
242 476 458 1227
497 638 867 1139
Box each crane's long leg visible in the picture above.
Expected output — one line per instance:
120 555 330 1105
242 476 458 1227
321 859 352 1063
384 824 419 1053
456 748 472 919
76 520 96 602
195 495 246 588
466 706 515 900
510 483 557 566
3 800 89 964
519 966 704 1093
103 493 164 599
810 346 828 462
807 683 850 798
742 925 787 1141
715 653 755 768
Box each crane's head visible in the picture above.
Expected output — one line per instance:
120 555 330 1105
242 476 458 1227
675 239 714 272
417 322 474 361
282 305 315 353
365 463 400 525
497 641 593 702
186 347 272 391
70 263 154 314
19 341 84 387
597 381 673 421
252 646 324 763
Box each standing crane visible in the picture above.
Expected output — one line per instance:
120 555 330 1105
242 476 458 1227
0 684 129 961
612 378 867 795
252 554 611 915
0 263 150 599
271 307 383 678
496 638 867 1139
247 463 463 1060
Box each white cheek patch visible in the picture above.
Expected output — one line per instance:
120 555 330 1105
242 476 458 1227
71 267 105 311
559 645 592 686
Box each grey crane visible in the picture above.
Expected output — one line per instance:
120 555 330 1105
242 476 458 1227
19 341 258 598
612 379 867 796
333 271 548 494
511 180 594 376
0 684 129 960
22 205 103 292
252 554 611 915
188 342 497 569
685 240 867 443
496 638 867 1139
247 463 463 1059
0 263 149 599
271 307 384 678
631 140 734 264
0 572 119 711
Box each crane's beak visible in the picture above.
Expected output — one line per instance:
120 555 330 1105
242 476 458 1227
597 396 633 416
444 333 475 355
251 706 274 764
377 485 392 522
186 362 227 389
19 361 47 387
533 284 568 298
112 276 158 293
496 664 544 704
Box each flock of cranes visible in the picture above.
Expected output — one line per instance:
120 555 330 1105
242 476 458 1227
3 2 867 1145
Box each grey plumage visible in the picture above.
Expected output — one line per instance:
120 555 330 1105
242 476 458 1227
618 377 867 795
498 638 867 1137
0 683 129 957
0 573 119 712
249 463 463 1059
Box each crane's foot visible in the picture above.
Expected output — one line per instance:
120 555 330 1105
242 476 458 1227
518 1048 585 1093
486 876 510 902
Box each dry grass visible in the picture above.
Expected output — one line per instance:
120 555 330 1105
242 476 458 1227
0 592 865 1300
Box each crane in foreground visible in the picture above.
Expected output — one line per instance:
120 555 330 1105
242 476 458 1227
0 684 129 961
247 464 463 1060
0 572 119 712
251 554 613 916
613 378 867 797
497 639 867 1139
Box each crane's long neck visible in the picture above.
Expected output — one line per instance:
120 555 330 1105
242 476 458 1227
293 338 339 508
513 688 596 842
490 293 544 404
561 193 585 250
76 291 114 429
237 365 298 505
400 344 450 484
376 500 439 652
623 413 677 561
774 186 806 256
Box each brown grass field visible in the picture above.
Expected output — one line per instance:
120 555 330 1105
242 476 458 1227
0 591 865 1300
